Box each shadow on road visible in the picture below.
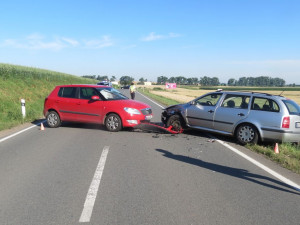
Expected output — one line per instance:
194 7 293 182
156 149 300 195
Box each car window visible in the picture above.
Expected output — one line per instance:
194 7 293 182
195 93 222 106
80 87 98 99
283 99 300 115
251 97 280 112
97 87 128 100
58 87 77 98
221 94 250 109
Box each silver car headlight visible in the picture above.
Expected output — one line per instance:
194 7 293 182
124 107 141 115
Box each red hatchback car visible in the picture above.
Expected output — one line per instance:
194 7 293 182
43 84 152 131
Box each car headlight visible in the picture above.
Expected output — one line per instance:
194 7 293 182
124 107 141 115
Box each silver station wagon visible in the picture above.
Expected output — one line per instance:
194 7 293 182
161 90 300 144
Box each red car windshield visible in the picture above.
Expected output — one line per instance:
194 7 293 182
96 87 128 100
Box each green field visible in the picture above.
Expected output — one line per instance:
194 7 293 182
0 63 97 130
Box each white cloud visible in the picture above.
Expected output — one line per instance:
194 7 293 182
1 33 73 51
141 32 181 42
83 36 113 49
61 37 79 47
0 34 113 51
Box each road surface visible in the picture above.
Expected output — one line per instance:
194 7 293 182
0 89 299 225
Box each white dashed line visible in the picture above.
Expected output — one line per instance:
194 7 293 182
79 146 110 223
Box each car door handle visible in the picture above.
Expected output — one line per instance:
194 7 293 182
238 113 245 116
208 110 214 113
76 102 81 105
55 100 60 103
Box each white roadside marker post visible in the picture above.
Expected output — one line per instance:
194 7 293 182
21 99 26 118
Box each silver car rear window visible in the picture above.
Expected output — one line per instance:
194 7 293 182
283 100 300 115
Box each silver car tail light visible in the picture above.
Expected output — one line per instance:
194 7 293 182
282 116 290 128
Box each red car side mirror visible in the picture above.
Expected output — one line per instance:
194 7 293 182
91 95 100 100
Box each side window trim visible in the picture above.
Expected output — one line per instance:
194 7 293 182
251 97 280 112
221 94 250 109
195 93 222 107
58 87 78 99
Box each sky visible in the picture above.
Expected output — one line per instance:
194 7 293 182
0 0 300 84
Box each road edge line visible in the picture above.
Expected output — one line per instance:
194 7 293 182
0 120 46 143
215 138 300 192
137 91 164 109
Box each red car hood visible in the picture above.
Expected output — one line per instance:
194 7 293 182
113 99 151 110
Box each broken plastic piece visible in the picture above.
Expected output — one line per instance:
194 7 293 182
135 122 183 134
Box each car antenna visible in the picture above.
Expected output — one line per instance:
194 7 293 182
279 90 285 96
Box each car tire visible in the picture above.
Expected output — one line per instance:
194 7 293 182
105 113 122 132
46 111 61 128
166 115 183 132
236 124 259 145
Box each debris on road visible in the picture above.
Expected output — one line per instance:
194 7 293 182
135 121 183 134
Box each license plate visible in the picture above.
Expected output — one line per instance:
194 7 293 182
296 122 300 128
145 115 152 120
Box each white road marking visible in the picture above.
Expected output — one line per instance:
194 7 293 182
215 138 300 192
137 91 165 109
0 121 46 143
79 146 110 223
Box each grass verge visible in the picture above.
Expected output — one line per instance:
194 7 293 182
138 87 180 106
247 143 300 174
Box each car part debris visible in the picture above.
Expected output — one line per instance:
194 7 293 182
135 121 183 134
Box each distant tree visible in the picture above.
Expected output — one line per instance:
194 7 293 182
157 76 168 84
82 75 96 79
227 78 236 86
211 77 220 86
186 78 192 85
110 76 116 82
168 77 176 83
120 76 134 85
96 75 109 81
139 77 145 85
200 76 210 86
237 77 247 86
175 76 187 85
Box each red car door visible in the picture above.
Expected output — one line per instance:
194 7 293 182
56 87 81 121
76 87 104 123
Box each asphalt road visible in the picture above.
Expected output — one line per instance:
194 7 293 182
0 89 300 225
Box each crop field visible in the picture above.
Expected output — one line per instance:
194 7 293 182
139 85 300 105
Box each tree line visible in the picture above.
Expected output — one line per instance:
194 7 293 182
82 75 117 81
82 74 288 87
157 76 286 87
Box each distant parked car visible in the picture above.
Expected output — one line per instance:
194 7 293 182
97 81 112 86
44 84 152 131
121 85 130 89
162 90 300 144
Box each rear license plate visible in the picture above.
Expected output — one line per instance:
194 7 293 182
296 122 300 128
